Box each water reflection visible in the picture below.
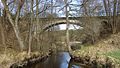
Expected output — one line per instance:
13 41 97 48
71 65 80 68
34 52 80 68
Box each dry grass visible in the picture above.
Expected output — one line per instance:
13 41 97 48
0 48 47 68
72 32 120 67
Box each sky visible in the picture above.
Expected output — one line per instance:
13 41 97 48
59 24 81 30
0 0 81 30
0 0 82 30
0 0 3 9
57 0 79 17
55 0 80 30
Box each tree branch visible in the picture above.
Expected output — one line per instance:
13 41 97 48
1 0 14 27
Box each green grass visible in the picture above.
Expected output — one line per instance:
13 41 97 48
79 44 94 51
105 50 120 60
104 50 120 64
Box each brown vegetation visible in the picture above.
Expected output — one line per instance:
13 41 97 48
71 32 120 67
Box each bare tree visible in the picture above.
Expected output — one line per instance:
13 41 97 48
103 0 119 33
103 0 109 16
112 0 117 33
35 0 41 50
0 20 6 53
64 0 71 52
28 0 34 56
1 0 25 51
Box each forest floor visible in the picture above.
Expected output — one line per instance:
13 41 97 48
72 32 120 67
0 48 49 68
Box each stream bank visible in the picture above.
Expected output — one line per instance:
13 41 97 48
70 33 120 68
0 48 50 68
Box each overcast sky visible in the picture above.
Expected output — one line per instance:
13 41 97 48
0 0 3 9
0 0 81 30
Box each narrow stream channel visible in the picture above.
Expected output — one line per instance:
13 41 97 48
30 52 81 68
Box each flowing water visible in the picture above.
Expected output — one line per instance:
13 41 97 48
31 52 81 68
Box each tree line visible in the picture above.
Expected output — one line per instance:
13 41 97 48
0 0 120 54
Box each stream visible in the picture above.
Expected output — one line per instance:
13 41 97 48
30 52 81 68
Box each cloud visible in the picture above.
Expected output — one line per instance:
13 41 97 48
0 0 4 9
56 0 64 3
56 0 64 5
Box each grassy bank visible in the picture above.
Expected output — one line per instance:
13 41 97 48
105 50 120 64
0 48 49 68
71 33 120 67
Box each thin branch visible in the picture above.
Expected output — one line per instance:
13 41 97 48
1 0 14 26
8 0 15 6
15 0 25 21
37 5 50 15
33 0 42 9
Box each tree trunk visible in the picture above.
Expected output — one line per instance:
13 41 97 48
65 0 71 52
36 0 40 50
112 0 117 33
1 0 25 51
14 26 25 51
103 0 108 16
0 21 6 53
103 0 112 33
28 0 34 56
83 0 89 16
